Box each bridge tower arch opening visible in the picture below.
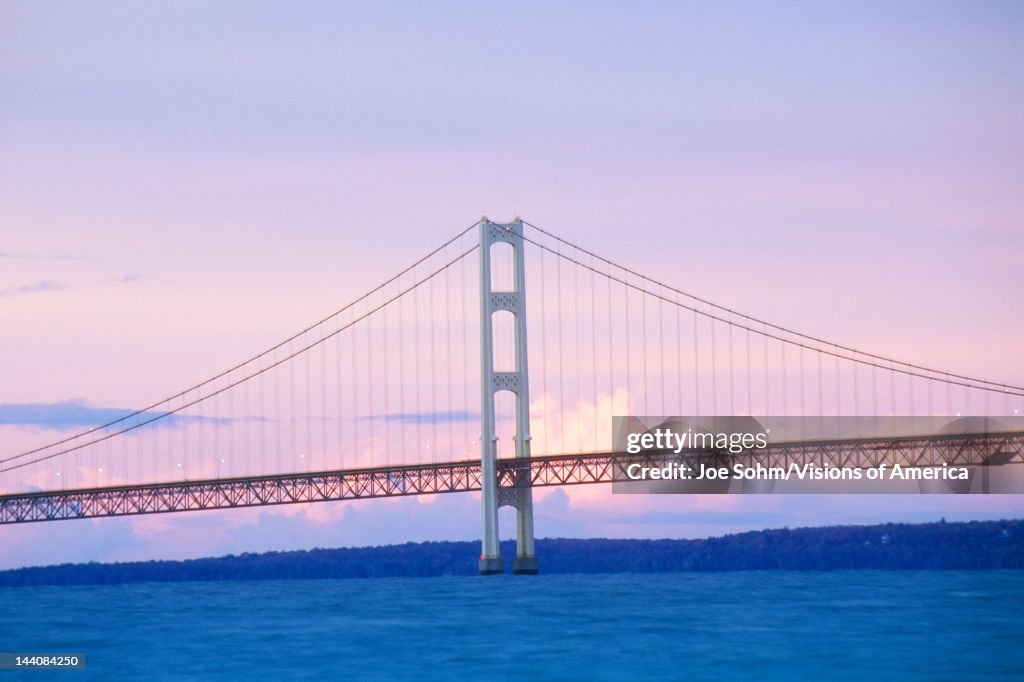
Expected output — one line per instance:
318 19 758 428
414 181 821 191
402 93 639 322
479 217 537 575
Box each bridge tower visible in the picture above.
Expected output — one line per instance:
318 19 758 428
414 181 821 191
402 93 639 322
478 217 538 575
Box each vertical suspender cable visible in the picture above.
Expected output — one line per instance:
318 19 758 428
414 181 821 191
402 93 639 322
728 314 734 416
710 317 717 414
642 283 648 415
746 326 752 416
350 317 357 465
398 281 405 462
540 235 548 453
306 331 313 469
182 389 188 479
890 361 896 417
290 340 297 463
591 253 598 450
260 359 267 474
852 351 859 416
275 353 282 472
321 331 327 468
817 342 823 416
213 378 219 479
557 250 565 447
799 344 805 418
430 262 437 462
413 274 421 460
872 363 878 417
445 252 453 456
607 257 614 418
677 295 683 415
382 305 389 465
693 301 700 417
574 246 581 437
624 270 631 416
660 290 666 415
780 334 786 417
908 371 914 417
462 239 470 455
336 314 342 468
366 313 373 468
763 322 770 415
834 343 841 416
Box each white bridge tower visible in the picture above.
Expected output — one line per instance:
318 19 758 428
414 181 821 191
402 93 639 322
478 217 537 575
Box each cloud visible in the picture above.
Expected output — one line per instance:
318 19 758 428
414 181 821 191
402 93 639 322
360 410 479 424
0 275 141 300
0 399 258 431
0 251 83 261
0 280 68 298
0 400 162 430
101 274 142 285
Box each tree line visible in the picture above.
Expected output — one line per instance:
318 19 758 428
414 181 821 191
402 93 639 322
0 518 1020 587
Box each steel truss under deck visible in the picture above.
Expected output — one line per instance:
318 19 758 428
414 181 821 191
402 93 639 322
2 431 1022 524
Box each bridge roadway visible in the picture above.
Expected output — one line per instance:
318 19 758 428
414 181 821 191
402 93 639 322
2 430 1023 524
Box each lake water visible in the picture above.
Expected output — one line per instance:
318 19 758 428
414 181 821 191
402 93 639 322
1 571 1022 680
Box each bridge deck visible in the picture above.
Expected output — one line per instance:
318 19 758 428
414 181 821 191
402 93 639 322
2 431 1022 524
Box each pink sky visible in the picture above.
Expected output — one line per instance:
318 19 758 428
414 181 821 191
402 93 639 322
1 2 1022 569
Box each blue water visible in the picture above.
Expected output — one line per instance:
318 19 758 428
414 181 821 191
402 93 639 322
1 571 1022 680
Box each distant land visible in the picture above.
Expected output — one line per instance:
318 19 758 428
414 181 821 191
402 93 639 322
1 519 1021 587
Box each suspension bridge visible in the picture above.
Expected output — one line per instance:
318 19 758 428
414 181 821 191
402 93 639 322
2 218 1022 574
